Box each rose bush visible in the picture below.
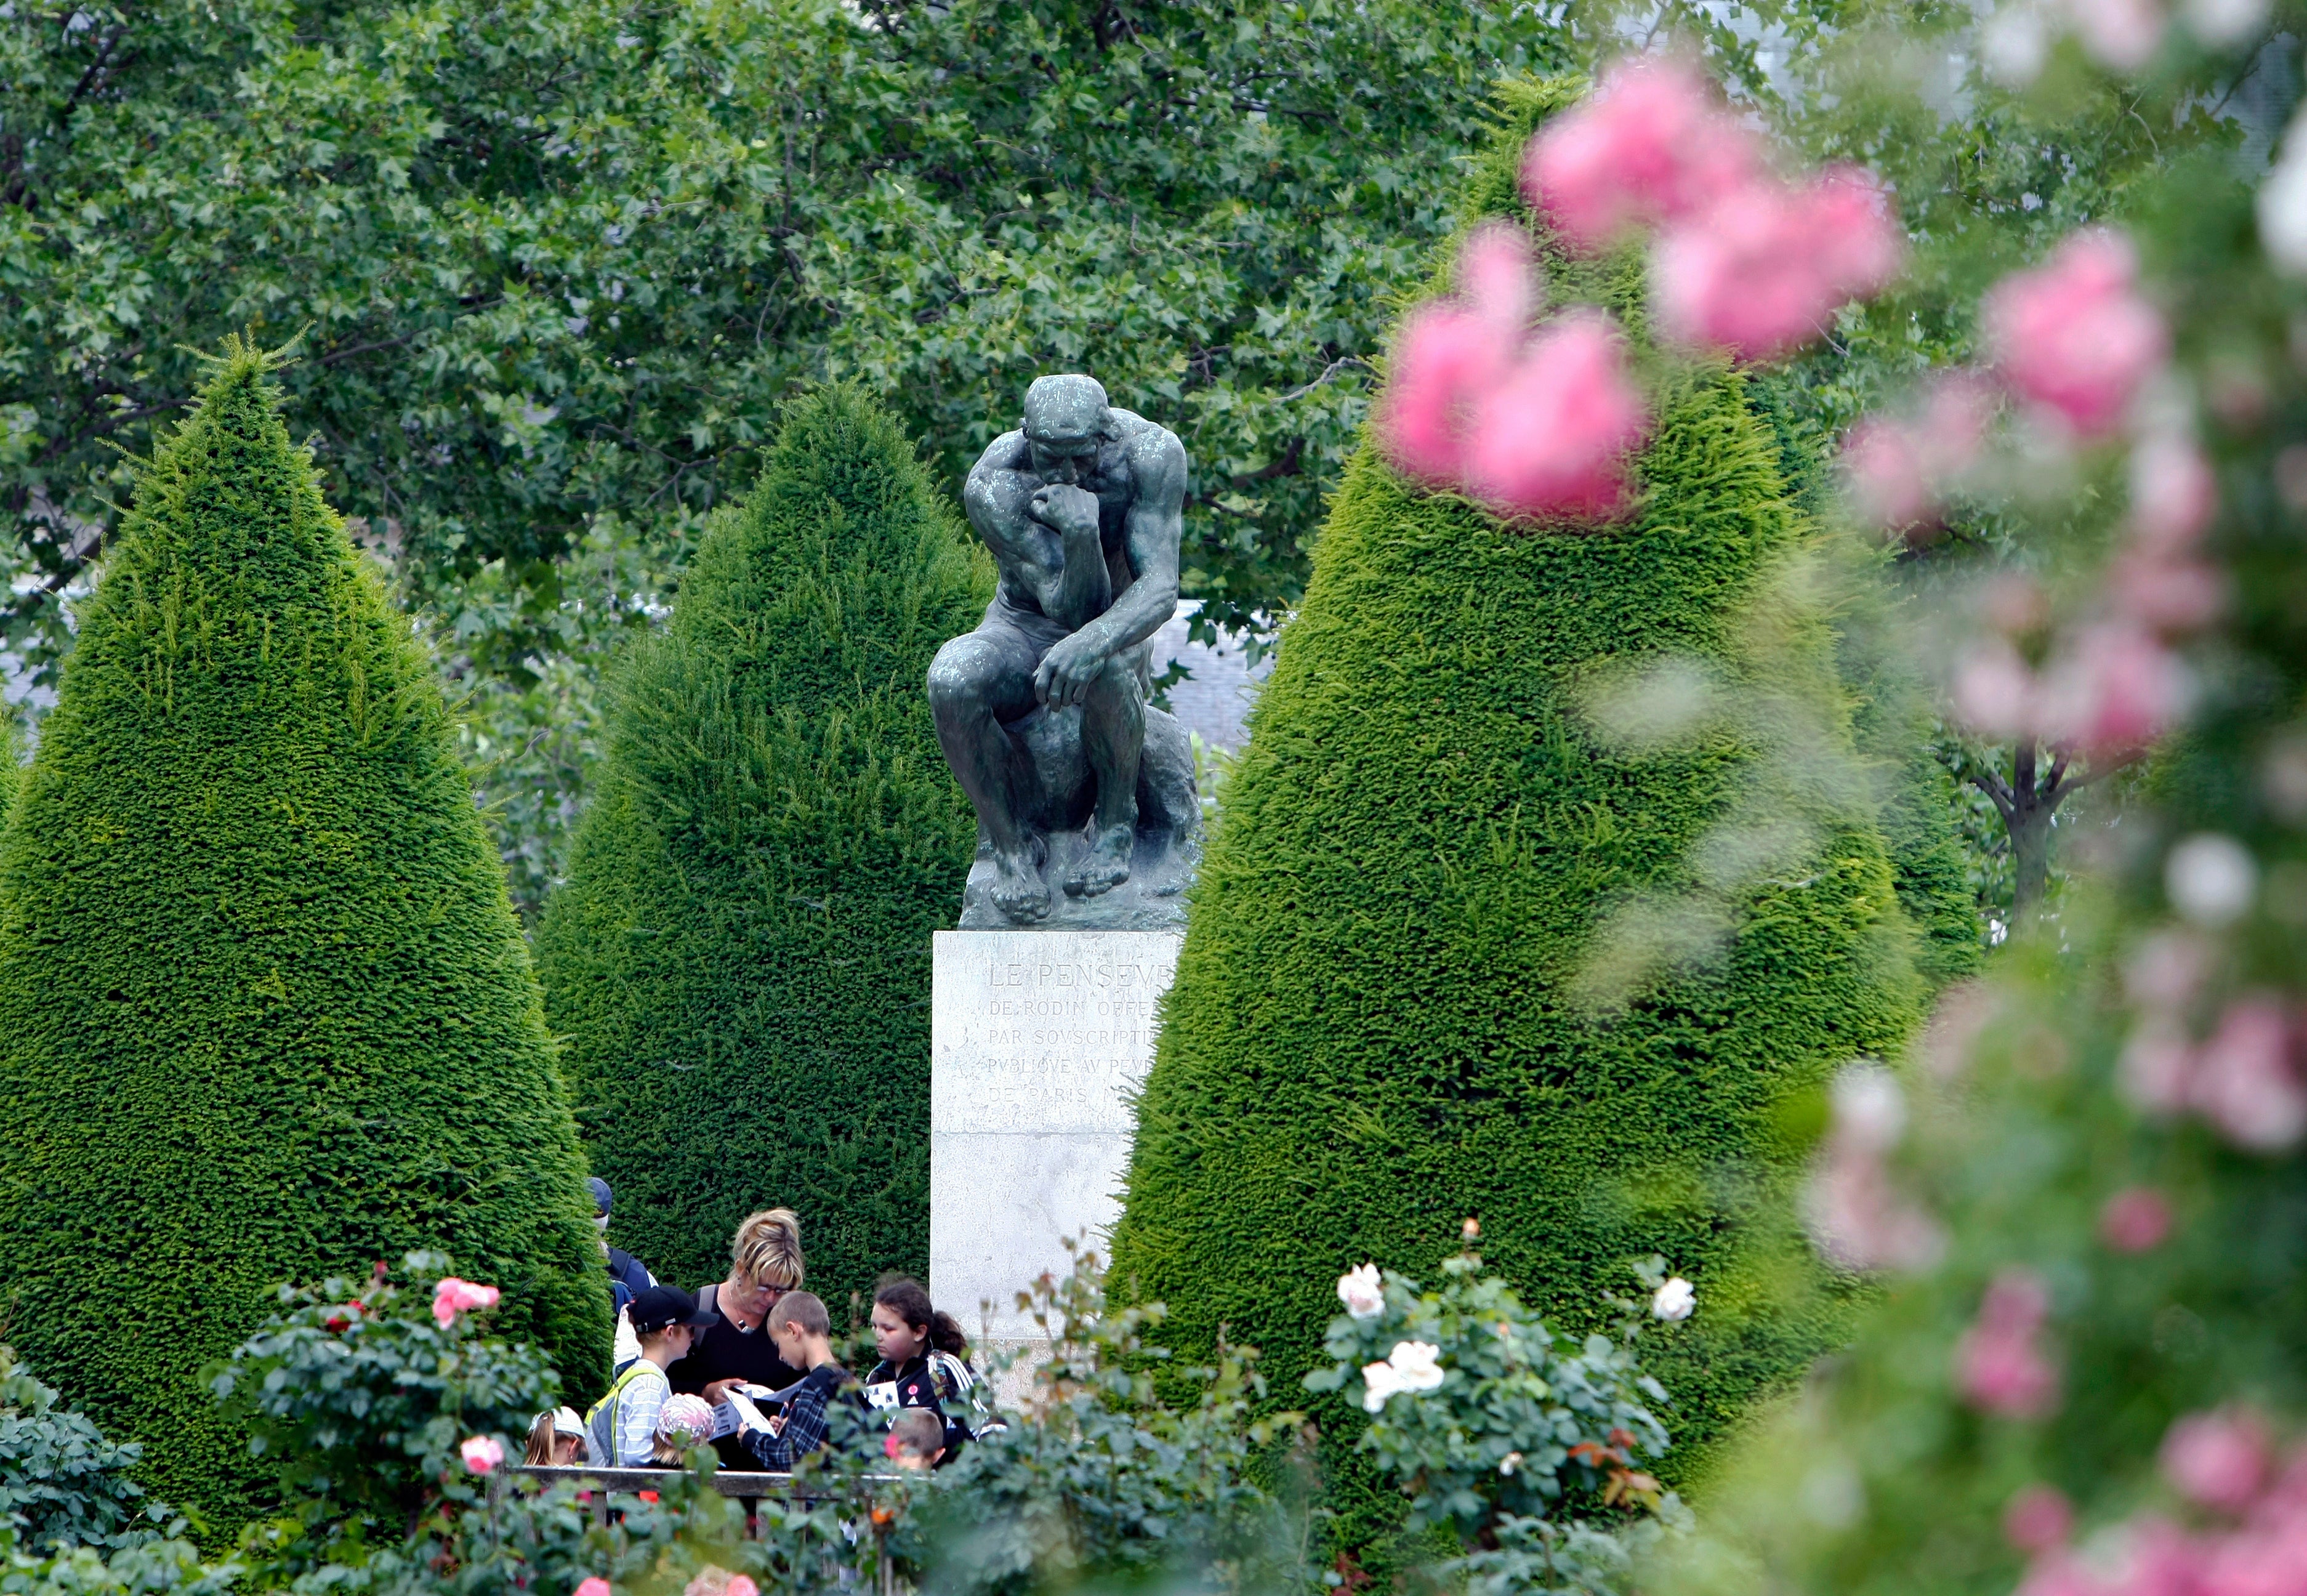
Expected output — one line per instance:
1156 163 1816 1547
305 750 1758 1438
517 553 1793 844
1303 1239 1687 1589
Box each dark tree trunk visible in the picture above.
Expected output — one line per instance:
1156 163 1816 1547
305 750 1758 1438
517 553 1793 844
1963 738 2134 921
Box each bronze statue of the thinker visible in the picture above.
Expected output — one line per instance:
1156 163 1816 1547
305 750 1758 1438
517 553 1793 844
928 374 1201 930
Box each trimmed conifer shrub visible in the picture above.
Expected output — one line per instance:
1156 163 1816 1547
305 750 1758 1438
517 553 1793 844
537 384 989 1302
0 344 610 1532
1108 81 1929 1567
1 703 22 825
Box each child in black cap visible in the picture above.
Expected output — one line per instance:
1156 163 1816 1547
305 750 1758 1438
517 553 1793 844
584 1285 716 1466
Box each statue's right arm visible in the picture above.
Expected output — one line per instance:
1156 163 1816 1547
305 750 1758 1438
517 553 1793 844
965 438 1070 615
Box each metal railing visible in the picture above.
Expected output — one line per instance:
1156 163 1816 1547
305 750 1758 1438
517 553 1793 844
505 1464 898 1533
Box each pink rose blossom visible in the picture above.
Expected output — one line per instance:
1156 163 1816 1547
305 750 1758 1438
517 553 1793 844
2119 1022 2197 1115
1952 639 2039 740
1840 419 1930 530
1380 306 1514 483
2038 623 2192 756
460 1435 505 1475
727 1580 759 1596
432 1277 502 1329
1841 373 1995 531
1462 312 1650 520
2110 548 2226 635
1984 230 2170 438
2162 1409 2274 1513
1456 224 1539 330
2099 1187 2175 1252
2191 998 2307 1151
2130 437 2219 549
577 1580 612 1596
1954 1268 2059 1419
2123 930 2215 1013
2071 0 2168 71
2005 1483 2076 1554
1653 168 1904 360
1521 58 1760 252
1377 232 1651 523
1984 572 2051 637
1802 1065 1943 1272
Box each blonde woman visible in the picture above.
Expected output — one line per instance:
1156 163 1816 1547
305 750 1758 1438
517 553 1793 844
672 1207 807 1465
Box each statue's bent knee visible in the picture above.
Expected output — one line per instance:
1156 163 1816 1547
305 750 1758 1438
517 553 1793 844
925 642 986 714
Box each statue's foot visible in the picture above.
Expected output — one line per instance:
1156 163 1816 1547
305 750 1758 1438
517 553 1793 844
989 847 1052 923
1064 824 1135 899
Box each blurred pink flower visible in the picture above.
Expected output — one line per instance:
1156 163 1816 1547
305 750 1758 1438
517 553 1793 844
1840 419 1930 529
2110 549 2226 635
2119 1022 2197 1115
2099 1187 2175 1252
2191 998 2307 1151
1952 639 2040 740
460 1435 504 1475
1984 572 2051 637
1955 1268 2059 1419
2039 623 2192 756
2005 1483 2076 1554
432 1277 502 1329
1803 1065 1943 1272
1462 312 1650 520
1521 58 1760 252
1380 262 1650 521
2123 929 2215 1013
1457 224 1540 329
576 1581 612 1596
1841 373 1995 531
1984 230 2170 437
2130 437 2219 549
1653 168 1904 359
2072 0 2168 71
1379 308 1516 483
727 1580 759 1596
2163 1408 2274 1513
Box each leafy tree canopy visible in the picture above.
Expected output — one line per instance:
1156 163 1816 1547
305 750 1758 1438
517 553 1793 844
0 0 1570 688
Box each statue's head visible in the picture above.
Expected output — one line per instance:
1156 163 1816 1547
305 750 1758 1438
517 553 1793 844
1021 374 1109 485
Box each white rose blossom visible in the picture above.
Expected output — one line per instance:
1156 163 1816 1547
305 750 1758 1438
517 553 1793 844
1387 1340 1446 1392
1652 1276 1697 1321
1359 1359 1403 1413
1337 1263 1385 1320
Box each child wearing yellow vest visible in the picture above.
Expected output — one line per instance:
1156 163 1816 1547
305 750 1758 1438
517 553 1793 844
585 1286 717 1466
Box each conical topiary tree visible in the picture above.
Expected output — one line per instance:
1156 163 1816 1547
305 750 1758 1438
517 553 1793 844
0 343 611 1531
0 703 22 826
1108 81 1930 1568
537 383 990 1304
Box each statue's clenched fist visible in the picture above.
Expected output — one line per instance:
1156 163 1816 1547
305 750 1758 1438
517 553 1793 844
1029 483 1102 538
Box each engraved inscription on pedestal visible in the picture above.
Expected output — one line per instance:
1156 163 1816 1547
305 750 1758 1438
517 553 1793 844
930 927 1180 1352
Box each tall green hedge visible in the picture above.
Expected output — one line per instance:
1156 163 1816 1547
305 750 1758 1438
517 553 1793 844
0 703 22 826
537 384 989 1302
1108 82 1928 1566
0 344 610 1532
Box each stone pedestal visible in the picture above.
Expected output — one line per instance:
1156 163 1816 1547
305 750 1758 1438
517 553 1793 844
930 928 1180 1398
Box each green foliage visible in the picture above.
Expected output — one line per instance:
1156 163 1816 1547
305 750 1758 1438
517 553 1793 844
0 344 610 1536
1625 9 2307 1596
537 383 989 1302
1303 1251 1677 1550
0 0 1569 688
0 1350 164 1557
0 703 22 828
900 1246 1315 1596
1109 83 1930 1571
209 1253 562 1536
1 1534 236 1596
